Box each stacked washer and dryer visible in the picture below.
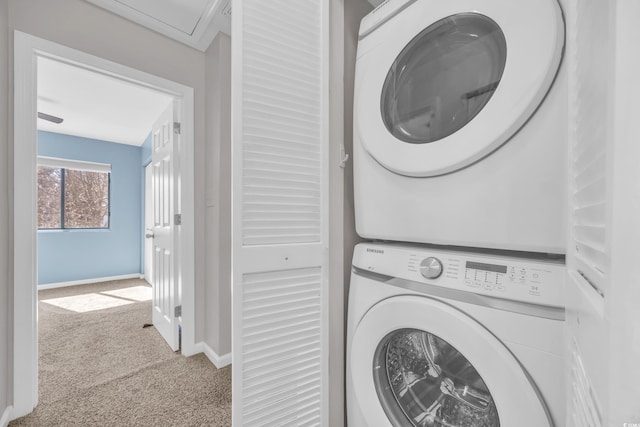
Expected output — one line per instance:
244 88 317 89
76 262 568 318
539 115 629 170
347 0 568 426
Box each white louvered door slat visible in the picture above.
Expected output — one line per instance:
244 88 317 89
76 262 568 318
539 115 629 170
232 1 329 425
566 0 609 425
569 0 609 295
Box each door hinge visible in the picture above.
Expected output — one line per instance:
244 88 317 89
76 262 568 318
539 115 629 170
173 122 181 135
174 214 182 226
174 305 182 317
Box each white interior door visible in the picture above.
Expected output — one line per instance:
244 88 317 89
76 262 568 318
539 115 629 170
232 0 330 425
151 102 180 351
144 163 153 285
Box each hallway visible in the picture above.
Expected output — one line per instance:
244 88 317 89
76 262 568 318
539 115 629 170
10 279 231 426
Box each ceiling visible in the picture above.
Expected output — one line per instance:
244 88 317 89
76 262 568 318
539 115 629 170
85 0 231 51
37 57 174 147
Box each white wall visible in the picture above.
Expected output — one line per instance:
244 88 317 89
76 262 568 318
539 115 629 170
0 0 10 423
204 32 232 359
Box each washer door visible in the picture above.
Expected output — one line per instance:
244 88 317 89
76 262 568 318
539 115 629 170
355 0 564 177
350 296 551 426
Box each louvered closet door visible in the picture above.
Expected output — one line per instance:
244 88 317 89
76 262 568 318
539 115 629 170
565 0 611 424
231 1 329 426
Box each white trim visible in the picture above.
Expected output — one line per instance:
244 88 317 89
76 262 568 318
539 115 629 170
85 0 228 52
37 156 111 173
37 274 142 290
195 342 232 369
1 406 13 427
13 30 39 419
13 30 196 418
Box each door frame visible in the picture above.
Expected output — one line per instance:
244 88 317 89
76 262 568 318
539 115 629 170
12 30 196 418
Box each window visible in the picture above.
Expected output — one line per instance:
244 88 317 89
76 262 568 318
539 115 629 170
37 157 111 229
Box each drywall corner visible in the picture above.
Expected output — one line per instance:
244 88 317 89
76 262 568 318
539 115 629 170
203 32 232 357
216 33 232 358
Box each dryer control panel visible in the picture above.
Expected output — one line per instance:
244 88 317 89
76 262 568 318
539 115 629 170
353 242 565 308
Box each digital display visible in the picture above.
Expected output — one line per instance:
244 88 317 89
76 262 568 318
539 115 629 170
466 261 507 274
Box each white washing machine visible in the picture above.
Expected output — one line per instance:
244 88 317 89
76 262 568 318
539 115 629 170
353 0 567 254
347 242 566 426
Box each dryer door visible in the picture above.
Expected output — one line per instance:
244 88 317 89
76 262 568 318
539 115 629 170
350 296 552 426
355 0 564 177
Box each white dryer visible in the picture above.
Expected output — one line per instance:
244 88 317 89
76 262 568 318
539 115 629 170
353 0 567 254
347 242 566 426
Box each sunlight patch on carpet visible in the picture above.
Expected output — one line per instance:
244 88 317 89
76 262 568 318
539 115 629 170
102 286 152 302
41 293 134 312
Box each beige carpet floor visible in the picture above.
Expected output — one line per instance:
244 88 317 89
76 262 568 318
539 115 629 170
10 279 231 426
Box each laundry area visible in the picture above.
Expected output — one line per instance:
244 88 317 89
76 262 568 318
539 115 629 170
346 0 639 426
1 0 640 426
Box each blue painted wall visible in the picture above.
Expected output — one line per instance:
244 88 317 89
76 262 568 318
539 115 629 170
38 131 143 285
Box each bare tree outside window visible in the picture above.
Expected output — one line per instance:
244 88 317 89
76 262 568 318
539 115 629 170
37 164 110 229
64 169 110 228
38 166 62 229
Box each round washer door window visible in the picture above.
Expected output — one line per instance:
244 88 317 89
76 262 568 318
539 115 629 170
374 328 499 426
381 13 507 145
349 296 552 426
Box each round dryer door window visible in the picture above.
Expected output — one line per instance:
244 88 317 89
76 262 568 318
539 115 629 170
354 0 565 176
381 14 507 145
374 329 500 426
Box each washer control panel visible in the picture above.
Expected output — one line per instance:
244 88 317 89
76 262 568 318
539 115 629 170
354 243 565 308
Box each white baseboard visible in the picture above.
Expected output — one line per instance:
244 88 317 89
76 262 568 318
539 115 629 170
1 406 13 427
38 274 143 290
194 342 231 368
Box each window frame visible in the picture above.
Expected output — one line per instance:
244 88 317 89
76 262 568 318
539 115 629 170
37 156 112 230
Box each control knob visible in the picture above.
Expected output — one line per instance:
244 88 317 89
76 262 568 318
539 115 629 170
420 257 443 279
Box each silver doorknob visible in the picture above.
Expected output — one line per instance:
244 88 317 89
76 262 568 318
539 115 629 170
420 257 443 279
145 233 154 239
